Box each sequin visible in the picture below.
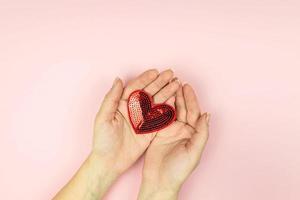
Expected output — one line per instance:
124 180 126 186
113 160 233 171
127 90 176 134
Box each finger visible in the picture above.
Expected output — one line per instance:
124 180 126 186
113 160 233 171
97 77 124 121
144 69 174 95
165 95 175 107
183 84 201 128
153 78 180 103
187 113 209 157
175 85 187 122
122 69 159 99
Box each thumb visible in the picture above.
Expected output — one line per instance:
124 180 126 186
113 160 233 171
97 77 123 121
188 113 210 157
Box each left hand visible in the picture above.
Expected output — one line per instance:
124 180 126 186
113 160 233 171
54 69 181 200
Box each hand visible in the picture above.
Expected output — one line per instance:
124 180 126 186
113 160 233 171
138 84 210 200
93 69 180 175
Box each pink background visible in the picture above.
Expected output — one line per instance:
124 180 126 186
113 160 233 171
0 0 299 199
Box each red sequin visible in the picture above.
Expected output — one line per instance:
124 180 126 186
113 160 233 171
127 90 176 134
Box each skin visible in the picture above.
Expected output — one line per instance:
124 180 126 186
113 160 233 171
53 69 209 200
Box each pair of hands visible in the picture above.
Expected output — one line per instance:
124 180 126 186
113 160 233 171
54 69 210 200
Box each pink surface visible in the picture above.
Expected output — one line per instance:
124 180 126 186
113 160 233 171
0 1 299 199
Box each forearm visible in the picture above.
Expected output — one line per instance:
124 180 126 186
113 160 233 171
53 152 119 200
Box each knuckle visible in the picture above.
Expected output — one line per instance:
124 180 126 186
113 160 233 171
147 70 159 79
187 109 199 116
153 80 162 89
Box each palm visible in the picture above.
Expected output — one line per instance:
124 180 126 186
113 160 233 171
142 122 195 188
115 99 155 166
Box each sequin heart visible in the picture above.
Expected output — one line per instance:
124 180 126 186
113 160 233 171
127 90 176 134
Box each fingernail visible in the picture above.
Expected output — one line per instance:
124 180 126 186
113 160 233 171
206 113 211 124
113 77 119 86
172 77 181 84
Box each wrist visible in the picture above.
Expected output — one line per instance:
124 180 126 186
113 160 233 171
138 181 180 200
84 152 120 198
87 151 120 181
53 152 120 200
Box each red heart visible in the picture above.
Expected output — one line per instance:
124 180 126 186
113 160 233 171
127 90 176 134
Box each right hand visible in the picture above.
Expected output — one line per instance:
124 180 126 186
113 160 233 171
138 84 210 200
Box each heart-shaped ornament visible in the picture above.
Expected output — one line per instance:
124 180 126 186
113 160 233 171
127 90 176 134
